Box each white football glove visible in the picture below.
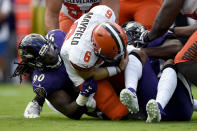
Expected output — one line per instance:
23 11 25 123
24 100 42 118
86 93 96 112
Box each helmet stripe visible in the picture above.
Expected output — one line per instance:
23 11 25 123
101 22 125 54
108 22 126 53
101 23 121 54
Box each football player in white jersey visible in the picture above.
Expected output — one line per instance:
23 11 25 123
45 0 120 33
60 5 147 120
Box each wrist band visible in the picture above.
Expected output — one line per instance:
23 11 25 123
107 66 121 77
107 66 117 77
76 94 88 106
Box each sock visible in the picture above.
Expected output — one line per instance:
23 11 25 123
156 67 177 109
124 54 142 91
33 94 45 107
157 102 166 116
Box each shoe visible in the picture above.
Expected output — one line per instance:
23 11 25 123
193 99 197 111
120 88 139 114
146 99 161 123
24 100 42 118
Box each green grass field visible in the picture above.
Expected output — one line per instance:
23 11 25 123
0 83 197 131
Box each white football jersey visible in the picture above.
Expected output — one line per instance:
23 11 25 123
60 5 116 86
61 0 101 20
181 0 197 19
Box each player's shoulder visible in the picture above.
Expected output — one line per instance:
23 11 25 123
89 5 116 22
46 29 66 49
46 29 66 39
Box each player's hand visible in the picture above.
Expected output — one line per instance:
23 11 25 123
122 21 149 47
24 100 42 118
119 51 129 71
80 77 97 97
86 93 96 112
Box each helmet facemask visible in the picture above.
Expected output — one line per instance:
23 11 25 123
18 34 61 71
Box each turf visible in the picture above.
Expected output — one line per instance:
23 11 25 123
0 83 197 131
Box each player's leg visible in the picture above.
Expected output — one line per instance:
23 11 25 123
119 0 136 25
120 50 146 114
146 59 177 123
134 0 162 30
59 12 74 34
175 31 197 86
94 79 129 120
176 61 197 86
161 74 193 121
137 57 159 114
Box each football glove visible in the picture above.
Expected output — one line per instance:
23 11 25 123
80 77 97 97
24 100 42 118
86 93 96 112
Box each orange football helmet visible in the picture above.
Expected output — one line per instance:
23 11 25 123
92 21 127 63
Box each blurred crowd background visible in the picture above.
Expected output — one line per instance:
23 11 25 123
0 0 196 84
0 0 45 84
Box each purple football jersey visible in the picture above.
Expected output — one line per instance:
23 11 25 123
31 30 74 95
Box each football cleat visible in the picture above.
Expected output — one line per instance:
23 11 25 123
146 99 161 123
24 100 42 118
193 99 197 111
120 88 139 114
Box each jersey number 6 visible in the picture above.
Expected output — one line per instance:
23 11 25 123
84 51 92 63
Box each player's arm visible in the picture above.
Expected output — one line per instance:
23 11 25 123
102 0 120 23
76 52 129 80
45 0 63 32
141 39 183 59
148 0 185 41
47 77 97 120
172 23 197 38
46 89 85 120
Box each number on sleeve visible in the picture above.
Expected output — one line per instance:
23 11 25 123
105 9 112 19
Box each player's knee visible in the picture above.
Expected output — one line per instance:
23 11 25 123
162 59 176 71
132 50 147 66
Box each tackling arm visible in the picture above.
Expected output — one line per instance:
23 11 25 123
141 39 183 59
148 0 185 41
45 0 63 32
46 89 85 120
76 52 129 80
173 23 197 38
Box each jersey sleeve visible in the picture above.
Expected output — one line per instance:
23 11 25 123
89 5 116 22
45 29 66 50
